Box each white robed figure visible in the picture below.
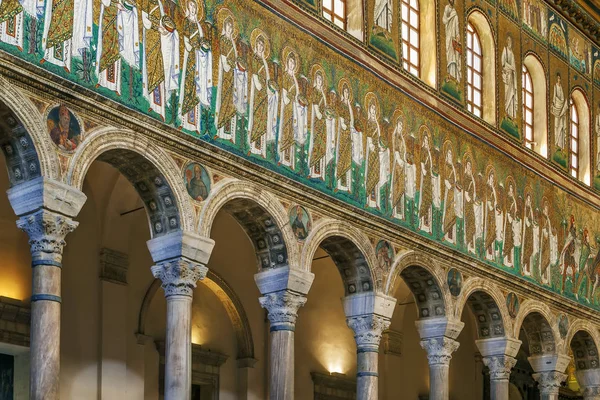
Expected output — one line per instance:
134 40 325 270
442 0 461 82
178 0 212 133
247 30 277 158
308 69 332 180
334 80 355 192
96 0 140 94
0 0 25 49
502 37 518 120
551 73 568 149
41 0 93 72
389 116 407 219
595 105 600 168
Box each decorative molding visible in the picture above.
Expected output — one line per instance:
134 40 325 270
99 248 129 285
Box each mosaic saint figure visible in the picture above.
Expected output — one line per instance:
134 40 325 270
96 0 140 94
418 130 434 233
502 36 518 120
186 164 208 201
442 143 457 243
0 0 24 49
595 104 600 169
551 72 568 149
390 113 407 219
178 0 212 134
484 169 498 261
215 12 240 141
364 94 388 209
335 79 354 192
49 105 79 151
278 48 307 169
41 0 93 72
574 228 591 296
502 179 519 267
463 155 477 254
520 192 536 276
442 0 461 82
560 215 577 292
308 66 330 180
539 199 557 284
247 29 277 158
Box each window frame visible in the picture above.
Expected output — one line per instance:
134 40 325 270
522 64 534 150
322 0 348 30
466 22 483 118
570 98 580 179
401 0 420 77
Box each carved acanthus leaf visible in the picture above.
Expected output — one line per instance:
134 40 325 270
532 371 567 394
17 209 78 260
259 290 307 327
482 355 517 380
151 258 208 297
419 337 460 366
346 314 391 350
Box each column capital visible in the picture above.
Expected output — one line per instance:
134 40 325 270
482 355 517 381
346 313 391 352
582 386 600 399
17 209 78 264
151 258 208 297
576 368 600 399
8 177 87 218
532 371 567 395
259 289 307 331
420 336 460 366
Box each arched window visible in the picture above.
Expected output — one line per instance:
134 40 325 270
570 89 591 185
401 0 420 77
522 65 534 149
323 0 347 29
522 54 548 157
466 22 483 118
570 99 579 179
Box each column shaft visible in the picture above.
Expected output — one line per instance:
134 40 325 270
357 350 378 400
30 263 61 399
482 354 517 400
164 295 193 400
429 363 450 400
489 378 509 400
270 329 295 400
420 336 460 400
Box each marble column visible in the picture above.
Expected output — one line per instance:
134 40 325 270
476 337 521 400
7 177 87 400
343 293 396 400
416 317 464 400
255 267 315 400
529 354 570 400
147 231 215 400
576 368 600 400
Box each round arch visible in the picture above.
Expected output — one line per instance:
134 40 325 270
563 320 600 371
513 300 559 355
137 269 255 360
385 250 450 319
523 52 548 157
467 9 497 125
0 75 60 183
301 218 376 295
454 277 512 339
197 178 299 271
66 126 195 236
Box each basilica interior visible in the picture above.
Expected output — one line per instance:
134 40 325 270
1 0 600 399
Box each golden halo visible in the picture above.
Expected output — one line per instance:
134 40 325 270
504 175 516 193
184 0 206 21
281 46 300 74
442 139 454 161
364 92 380 118
391 108 405 128
217 7 238 39
250 28 270 59
310 64 326 88
485 163 496 183
419 124 431 145
337 78 353 103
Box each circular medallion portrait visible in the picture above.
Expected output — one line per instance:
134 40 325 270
375 240 395 274
184 163 211 201
289 205 311 240
47 105 82 152
558 314 569 339
506 292 519 318
447 268 463 297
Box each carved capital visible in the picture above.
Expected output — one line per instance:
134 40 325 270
346 314 391 351
151 258 208 297
483 355 517 381
17 209 78 263
420 337 460 366
532 371 567 395
259 290 307 330
582 386 600 398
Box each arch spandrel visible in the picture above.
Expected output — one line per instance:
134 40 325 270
66 126 195 235
300 218 377 295
453 277 512 340
385 250 451 320
197 178 299 271
0 75 60 183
